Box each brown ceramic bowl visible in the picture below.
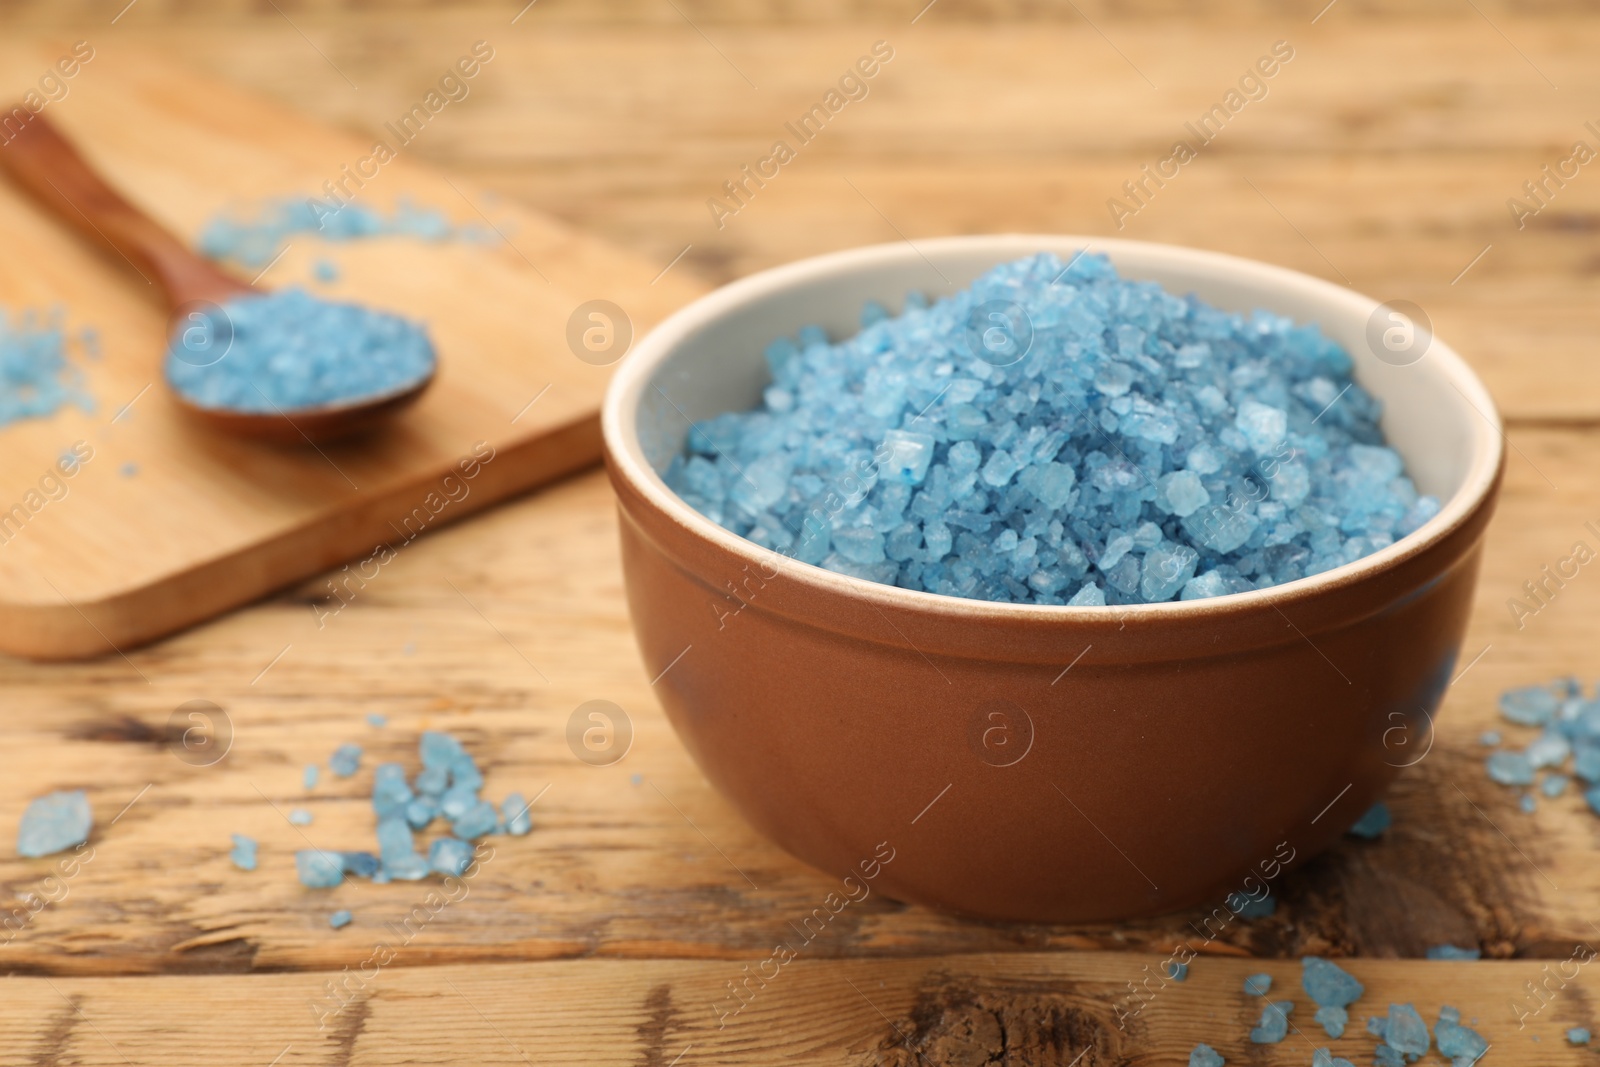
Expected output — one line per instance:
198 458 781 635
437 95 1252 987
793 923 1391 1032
601 235 1503 923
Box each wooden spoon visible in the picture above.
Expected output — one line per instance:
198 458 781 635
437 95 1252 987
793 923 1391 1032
0 111 434 444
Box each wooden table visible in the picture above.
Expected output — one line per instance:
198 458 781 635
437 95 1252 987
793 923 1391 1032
3 2 1599 1062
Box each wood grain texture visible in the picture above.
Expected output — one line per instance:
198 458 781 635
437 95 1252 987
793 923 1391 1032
0 8 1595 1065
1 430 1598 977
3 953 1598 1065
0 44 703 659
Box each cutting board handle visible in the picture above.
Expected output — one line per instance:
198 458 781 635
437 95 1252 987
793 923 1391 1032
0 109 250 307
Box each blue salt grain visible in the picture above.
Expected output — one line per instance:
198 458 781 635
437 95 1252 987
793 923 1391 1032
452 800 499 841
502 793 532 836
164 288 434 414
440 784 478 820
329 909 353 929
1313 1005 1348 1038
341 851 380 878
366 713 388 728
1302 957 1364 1008
1346 802 1391 839
429 837 473 877
1385 1003 1430 1056
313 259 341 284
1486 751 1535 786
1520 792 1537 813
1310 1050 1354 1067
1367 1015 1387 1038
1188 1044 1224 1067
420 730 465 770
1164 960 1188 981
1501 684 1559 725
17 790 91 858
230 833 258 871
296 850 344 888
1569 1027 1591 1045
303 764 319 790
664 252 1437 606
1435 1008 1487 1064
1372 1045 1404 1067
1541 772 1569 797
289 808 314 826
1525 730 1571 769
1231 893 1276 919
329 743 363 778
1248 1000 1293 1044
1479 731 1500 746
372 763 413 818
405 795 439 829
1425 944 1481 960
1243 973 1272 996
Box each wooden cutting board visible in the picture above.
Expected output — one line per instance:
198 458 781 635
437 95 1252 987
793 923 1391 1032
0 43 703 661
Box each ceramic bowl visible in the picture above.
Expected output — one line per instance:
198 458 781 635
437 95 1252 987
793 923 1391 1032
601 235 1503 922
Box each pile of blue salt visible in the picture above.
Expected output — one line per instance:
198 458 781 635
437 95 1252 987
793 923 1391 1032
164 288 434 413
665 252 1439 605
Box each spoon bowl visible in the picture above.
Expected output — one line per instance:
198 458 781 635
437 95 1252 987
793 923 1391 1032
0 111 435 443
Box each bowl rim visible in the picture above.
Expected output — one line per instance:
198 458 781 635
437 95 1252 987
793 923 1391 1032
601 234 1504 622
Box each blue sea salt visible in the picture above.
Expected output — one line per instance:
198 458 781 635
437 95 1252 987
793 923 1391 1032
340 851 379 878
1569 1027 1591 1045
1188 1044 1224 1067
1435 1007 1487 1063
1302 957 1364 1008
1347 802 1390 839
329 742 364 778
289 808 314 826
199 196 483 268
1310 1050 1354 1067
164 288 435 414
372 763 413 818
664 252 1438 606
329 909 353 929
296 850 344 888
1385 1003 1430 1056
1519 792 1537 813
303 764 319 790
1541 773 1569 797
1243 973 1272 996
429 837 473 876
230 833 258 871
452 800 498 841
0 307 95 429
1500 684 1559 725
1525 730 1570 769
1164 960 1188 981
1248 1001 1294 1043
1372 1045 1404 1067
1425 944 1480 960
1486 750 1535 786
1313 1004 1347 1038
502 793 532 836
17 790 91 858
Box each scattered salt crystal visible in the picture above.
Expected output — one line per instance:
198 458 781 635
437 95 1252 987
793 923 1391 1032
502 793 532 836
296 850 344 888
16 790 91 858
1163 960 1188 981
452 800 498 841
1346 802 1390 839
1486 750 1534 786
1425 944 1480 960
1569 1027 1591 1045
1435 1007 1487 1063
329 743 363 778
1243 973 1272 996
1541 773 1569 797
1313 1004 1347 1039
303 764 319 790
1384 1003 1430 1056
1187 1044 1224 1067
288 809 314 826
429 837 473 877
1302 957 1364 1008
1500 684 1558 725
230 833 258 871
329 909 352 929
1248 1001 1293 1044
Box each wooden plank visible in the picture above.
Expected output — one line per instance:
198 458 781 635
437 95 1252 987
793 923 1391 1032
6 17 1589 422
2 954 1595 1065
0 43 704 659
1 427 1597 976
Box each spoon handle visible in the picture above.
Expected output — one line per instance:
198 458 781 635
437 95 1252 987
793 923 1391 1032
0 110 251 307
